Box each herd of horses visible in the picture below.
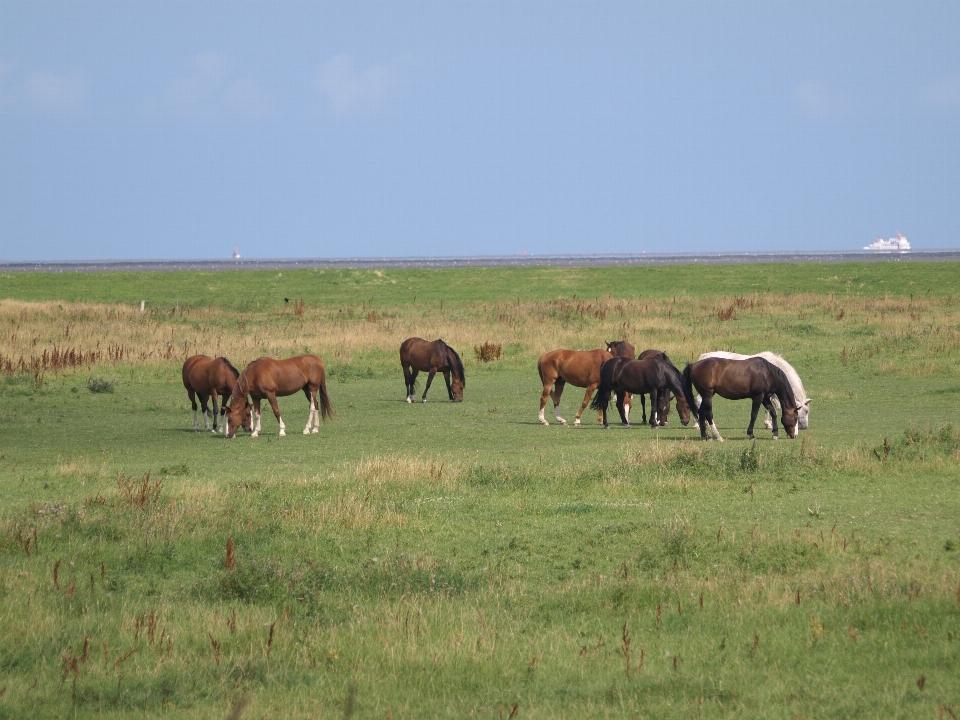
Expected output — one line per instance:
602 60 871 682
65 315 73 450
182 336 811 442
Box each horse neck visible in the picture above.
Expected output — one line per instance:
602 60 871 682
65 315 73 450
762 354 806 401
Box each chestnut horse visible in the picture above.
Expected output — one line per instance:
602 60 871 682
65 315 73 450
400 338 465 403
182 355 239 433
682 357 798 441
590 355 695 429
537 340 635 426
224 355 334 439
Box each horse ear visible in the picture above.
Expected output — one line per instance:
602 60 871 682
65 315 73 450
805 399 812 406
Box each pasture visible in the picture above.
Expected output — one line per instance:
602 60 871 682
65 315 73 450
0 263 959 719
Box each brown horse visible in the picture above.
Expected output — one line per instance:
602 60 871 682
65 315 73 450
400 338 465 403
182 355 240 433
682 357 798 441
537 341 635 426
590 355 695 429
224 355 334 439
635 349 686 426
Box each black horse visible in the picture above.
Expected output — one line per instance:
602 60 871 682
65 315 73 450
682 357 798 441
400 337 465 403
590 355 696 429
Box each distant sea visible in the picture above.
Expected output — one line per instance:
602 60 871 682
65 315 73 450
3 250 960 272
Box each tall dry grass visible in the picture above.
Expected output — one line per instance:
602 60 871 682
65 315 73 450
2 293 959 377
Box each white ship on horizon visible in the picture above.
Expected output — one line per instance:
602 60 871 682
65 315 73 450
864 233 910 252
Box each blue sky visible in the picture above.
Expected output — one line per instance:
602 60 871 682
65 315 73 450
1 1 958 261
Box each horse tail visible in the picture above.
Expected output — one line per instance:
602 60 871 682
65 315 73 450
681 364 697 414
589 360 614 412
669 363 698 420
318 373 335 421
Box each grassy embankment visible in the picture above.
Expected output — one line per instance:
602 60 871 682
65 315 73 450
0 263 958 718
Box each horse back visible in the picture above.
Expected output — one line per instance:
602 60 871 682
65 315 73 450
182 354 216 391
540 348 610 387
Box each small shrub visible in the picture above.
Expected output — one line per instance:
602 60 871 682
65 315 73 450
87 376 114 394
474 342 503 363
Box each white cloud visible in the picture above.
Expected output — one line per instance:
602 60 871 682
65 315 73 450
792 82 834 120
920 77 960 108
25 70 88 111
315 54 399 115
154 52 268 118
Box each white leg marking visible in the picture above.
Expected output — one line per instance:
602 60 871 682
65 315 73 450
711 421 724 442
555 406 567 425
278 416 286 437
539 407 548 425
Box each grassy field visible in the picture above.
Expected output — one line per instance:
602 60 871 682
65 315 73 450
1 262 959 719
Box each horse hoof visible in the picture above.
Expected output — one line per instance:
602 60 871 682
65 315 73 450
312 428 319 434
406 397 412 403
540 420 549 426
303 429 311 435
421 399 427 404
251 433 259 438
559 419 568 426
772 435 779 441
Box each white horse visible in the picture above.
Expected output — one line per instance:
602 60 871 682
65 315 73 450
697 351 811 430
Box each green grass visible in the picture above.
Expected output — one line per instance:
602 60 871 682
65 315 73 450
0 263 959 718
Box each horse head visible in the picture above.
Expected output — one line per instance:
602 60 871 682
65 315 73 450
224 396 253 438
672 391 693 426
781 403 800 439
606 340 636 359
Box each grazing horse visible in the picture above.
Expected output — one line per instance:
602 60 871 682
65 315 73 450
590 355 695 429
182 355 239 433
224 355 334 439
538 341 635 426
698 351 811 430
635 349 686 426
682 357 798 442
400 338 465 403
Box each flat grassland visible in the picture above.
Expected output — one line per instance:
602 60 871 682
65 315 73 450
0 263 958 719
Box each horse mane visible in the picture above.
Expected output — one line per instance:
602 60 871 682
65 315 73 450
755 352 807 402
763 360 797 408
217 356 240 377
438 340 465 383
234 368 251 399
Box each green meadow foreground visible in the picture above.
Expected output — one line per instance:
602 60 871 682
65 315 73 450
0 263 959 719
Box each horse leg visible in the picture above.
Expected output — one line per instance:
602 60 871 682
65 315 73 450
648 390 659 428
574 383 593 426
539 377 554 425
303 388 316 434
199 393 213 431
761 395 780 439
210 392 220 433
264 393 285 436
639 394 647 424
421 369 437 402
747 396 762 439
402 363 413 402
553 378 568 425
443 369 453 401
251 399 262 438
764 394 780 430
699 393 723 441
616 391 630 428
658 391 670 426
188 389 200 431
623 392 632 425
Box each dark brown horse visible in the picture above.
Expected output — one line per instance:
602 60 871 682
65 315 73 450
591 355 695 429
537 341 635 426
182 355 240 433
224 355 334 438
400 338 465 403
682 357 798 441
635 349 686 426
